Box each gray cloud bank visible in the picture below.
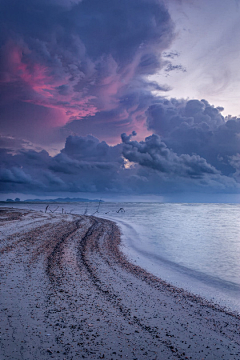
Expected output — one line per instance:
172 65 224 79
1 99 240 197
146 99 240 177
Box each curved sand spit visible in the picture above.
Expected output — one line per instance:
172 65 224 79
0 208 239 359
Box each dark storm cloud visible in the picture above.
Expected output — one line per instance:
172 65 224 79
62 135 123 163
0 132 239 196
146 99 240 176
0 135 125 193
121 132 219 178
0 167 32 184
0 0 175 143
50 135 124 175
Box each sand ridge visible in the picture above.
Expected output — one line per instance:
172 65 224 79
0 208 239 359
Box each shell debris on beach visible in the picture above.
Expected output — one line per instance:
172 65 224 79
0 208 240 359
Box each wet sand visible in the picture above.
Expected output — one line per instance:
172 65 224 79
0 208 239 359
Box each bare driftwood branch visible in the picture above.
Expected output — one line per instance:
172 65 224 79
92 200 102 215
45 205 49 213
116 208 125 213
84 204 88 215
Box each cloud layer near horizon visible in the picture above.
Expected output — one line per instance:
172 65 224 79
1 100 240 196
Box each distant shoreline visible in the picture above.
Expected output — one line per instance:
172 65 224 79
0 208 240 359
0 197 104 204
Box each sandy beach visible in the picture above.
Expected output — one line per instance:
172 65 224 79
0 208 239 360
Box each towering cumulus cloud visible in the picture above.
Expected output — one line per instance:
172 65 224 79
146 99 240 177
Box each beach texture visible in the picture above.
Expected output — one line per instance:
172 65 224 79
0 208 240 360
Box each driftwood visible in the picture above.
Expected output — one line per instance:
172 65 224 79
84 204 88 215
92 200 102 215
45 205 59 213
48 206 59 213
116 208 125 213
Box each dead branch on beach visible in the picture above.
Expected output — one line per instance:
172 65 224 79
116 207 125 213
48 206 59 213
45 205 59 213
84 204 88 215
92 200 102 215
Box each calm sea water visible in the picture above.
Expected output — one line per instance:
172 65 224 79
2 202 240 313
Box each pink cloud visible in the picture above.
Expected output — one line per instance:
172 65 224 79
0 37 166 141
0 40 99 127
1 40 144 131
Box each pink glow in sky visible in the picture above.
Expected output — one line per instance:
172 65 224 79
1 40 99 127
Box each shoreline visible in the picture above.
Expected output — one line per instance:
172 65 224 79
0 208 240 359
104 214 240 315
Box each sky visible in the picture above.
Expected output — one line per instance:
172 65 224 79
0 0 240 202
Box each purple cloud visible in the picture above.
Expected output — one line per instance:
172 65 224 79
146 99 240 175
121 132 219 178
0 0 175 144
0 133 239 196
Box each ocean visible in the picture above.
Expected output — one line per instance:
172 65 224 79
2 202 240 313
